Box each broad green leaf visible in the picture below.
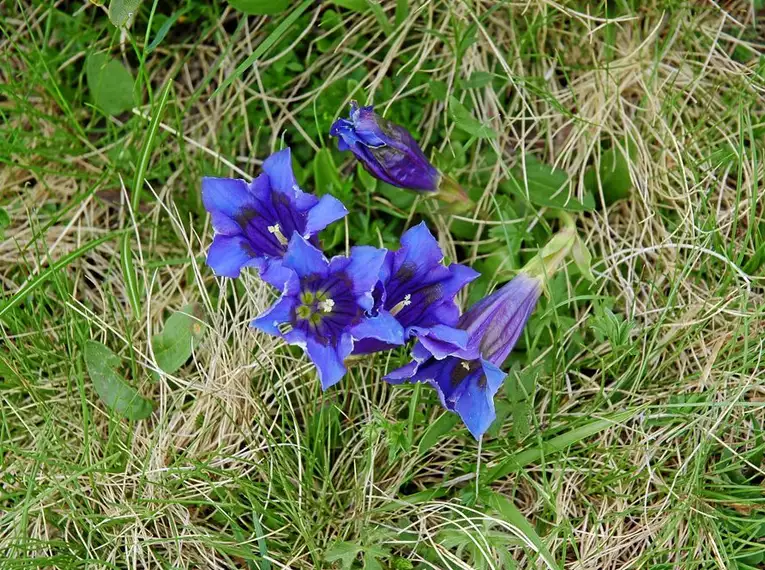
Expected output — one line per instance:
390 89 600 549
314 148 351 201
418 413 459 454
0 207 9 240
501 155 594 212
84 341 153 420
584 142 635 205
109 0 141 27
429 81 447 102
325 542 362 569
152 304 204 375
460 71 493 90
448 96 496 139
85 53 136 116
227 0 289 15
484 408 642 483
488 493 561 570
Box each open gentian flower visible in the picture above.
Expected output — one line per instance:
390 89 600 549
252 234 405 390
386 273 542 439
353 222 479 357
329 102 440 192
202 148 348 278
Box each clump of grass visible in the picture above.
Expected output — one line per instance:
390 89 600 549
1 1 764 568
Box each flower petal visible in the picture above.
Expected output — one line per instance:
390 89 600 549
305 334 352 390
350 311 405 346
283 234 329 278
250 296 296 336
453 358 506 439
409 324 469 359
345 245 387 308
304 194 348 236
396 222 443 271
202 177 253 217
258 258 298 292
206 234 256 278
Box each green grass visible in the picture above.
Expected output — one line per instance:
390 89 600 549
1 0 765 568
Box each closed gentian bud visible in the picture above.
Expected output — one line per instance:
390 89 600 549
202 148 348 279
386 274 542 439
330 102 472 211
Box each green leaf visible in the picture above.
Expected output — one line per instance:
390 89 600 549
152 304 204 375
314 148 351 201
484 408 643 483
85 53 136 116
429 81 447 102
487 493 561 570
584 142 635 205
0 207 9 240
109 0 141 27
394 0 408 27
448 96 496 139
571 236 595 282
500 155 594 212
147 7 189 52
227 0 290 15
418 413 459 454
84 341 153 420
460 71 493 90
325 542 362 569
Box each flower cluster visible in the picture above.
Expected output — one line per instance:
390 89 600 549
203 109 548 439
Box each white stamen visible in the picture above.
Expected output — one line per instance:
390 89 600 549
319 298 335 313
461 361 471 370
389 294 412 316
268 223 288 246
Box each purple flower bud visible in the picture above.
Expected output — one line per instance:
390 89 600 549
386 274 542 439
330 102 440 192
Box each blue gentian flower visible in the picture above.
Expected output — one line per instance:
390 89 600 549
202 148 348 278
386 273 542 439
353 222 479 357
330 102 440 192
252 234 405 390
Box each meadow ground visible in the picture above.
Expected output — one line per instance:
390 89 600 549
2 1 765 568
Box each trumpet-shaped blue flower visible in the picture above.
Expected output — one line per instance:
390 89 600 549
330 102 440 192
252 234 405 390
386 273 542 439
203 148 348 278
353 222 479 357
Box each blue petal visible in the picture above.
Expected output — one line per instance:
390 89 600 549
202 177 252 216
251 296 296 336
453 358 507 439
206 235 256 278
345 245 387 308
282 234 329 278
384 359 421 384
262 149 297 194
409 324 468 359
396 222 443 271
305 333 353 390
350 311 405 345
259 259 299 293
304 194 348 236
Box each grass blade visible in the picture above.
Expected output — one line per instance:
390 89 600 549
211 0 313 99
